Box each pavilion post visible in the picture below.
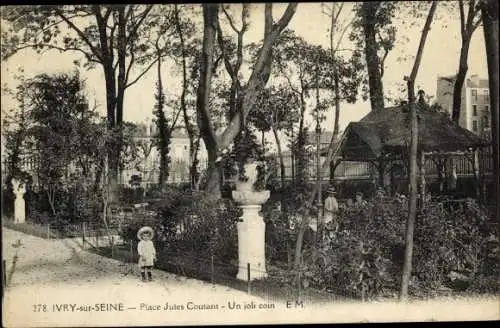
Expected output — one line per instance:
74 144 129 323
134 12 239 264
473 148 480 200
378 159 386 190
434 157 447 193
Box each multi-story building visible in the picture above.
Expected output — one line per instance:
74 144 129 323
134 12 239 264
436 74 491 139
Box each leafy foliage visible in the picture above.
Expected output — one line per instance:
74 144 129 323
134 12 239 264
297 196 498 299
119 187 243 262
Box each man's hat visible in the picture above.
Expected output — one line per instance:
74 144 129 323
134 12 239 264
356 191 363 197
327 186 337 194
137 226 154 240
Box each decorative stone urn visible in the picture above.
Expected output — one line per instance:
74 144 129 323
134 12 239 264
232 161 270 281
12 179 26 224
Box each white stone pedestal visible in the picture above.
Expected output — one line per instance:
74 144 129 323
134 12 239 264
13 180 26 224
236 204 268 280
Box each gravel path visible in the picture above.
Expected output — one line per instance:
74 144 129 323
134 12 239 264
2 228 499 327
2 228 269 327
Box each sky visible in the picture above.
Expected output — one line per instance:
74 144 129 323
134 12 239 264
0 2 488 141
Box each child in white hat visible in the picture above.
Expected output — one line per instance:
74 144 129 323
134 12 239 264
137 226 156 282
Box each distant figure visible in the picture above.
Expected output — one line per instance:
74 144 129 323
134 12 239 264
346 198 353 207
375 187 386 199
354 191 368 208
137 226 157 282
323 186 339 231
417 89 427 107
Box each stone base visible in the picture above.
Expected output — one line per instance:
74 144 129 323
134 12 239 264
236 204 268 281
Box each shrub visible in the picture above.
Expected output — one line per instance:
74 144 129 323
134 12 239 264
118 186 243 264
119 186 145 204
161 192 242 262
299 195 498 299
2 187 15 218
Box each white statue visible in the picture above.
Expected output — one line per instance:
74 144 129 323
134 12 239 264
12 179 26 224
232 161 270 281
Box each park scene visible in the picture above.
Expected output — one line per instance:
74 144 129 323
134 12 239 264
1 2 499 325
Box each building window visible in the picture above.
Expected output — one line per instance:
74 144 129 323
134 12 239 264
484 105 489 113
484 89 489 101
472 120 478 132
471 89 477 100
483 115 490 128
472 105 477 116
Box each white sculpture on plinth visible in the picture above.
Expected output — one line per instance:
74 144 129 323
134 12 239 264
12 179 26 224
232 161 270 281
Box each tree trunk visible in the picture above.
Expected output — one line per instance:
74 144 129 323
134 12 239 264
296 94 307 184
174 4 197 189
480 0 499 221
191 136 201 189
293 124 344 270
361 2 385 112
272 125 286 188
452 0 481 123
116 6 126 128
205 146 222 198
196 4 220 198
156 55 171 189
102 62 118 199
452 38 471 123
399 1 437 302
333 73 341 140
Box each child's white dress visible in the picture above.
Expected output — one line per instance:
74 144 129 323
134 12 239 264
138 240 156 267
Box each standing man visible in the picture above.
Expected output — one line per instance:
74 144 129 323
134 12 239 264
323 186 339 234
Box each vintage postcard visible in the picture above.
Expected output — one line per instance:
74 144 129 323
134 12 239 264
1 2 499 326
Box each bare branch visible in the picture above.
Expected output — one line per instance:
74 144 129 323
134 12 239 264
108 18 118 55
221 5 241 33
124 55 167 89
380 45 389 78
332 3 344 27
124 46 135 85
170 107 183 131
126 5 154 44
471 17 482 32
272 3 297 34
459 0 466 38
55 8 103 61
215 20 237 81
333 16 355 54
7 43 100 63
103 6 112 22
241 4 250 33
465 0 476 32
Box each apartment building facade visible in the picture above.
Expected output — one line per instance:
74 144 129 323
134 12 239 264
436 74 491 139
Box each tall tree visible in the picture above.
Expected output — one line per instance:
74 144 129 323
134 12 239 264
451 0 482 123
400 1 438 301
1 5 160 197
479 0 499 222
196 3 297 198
173 4 203 189
321 3 362 139
352 1 396 111
19 72 90 216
